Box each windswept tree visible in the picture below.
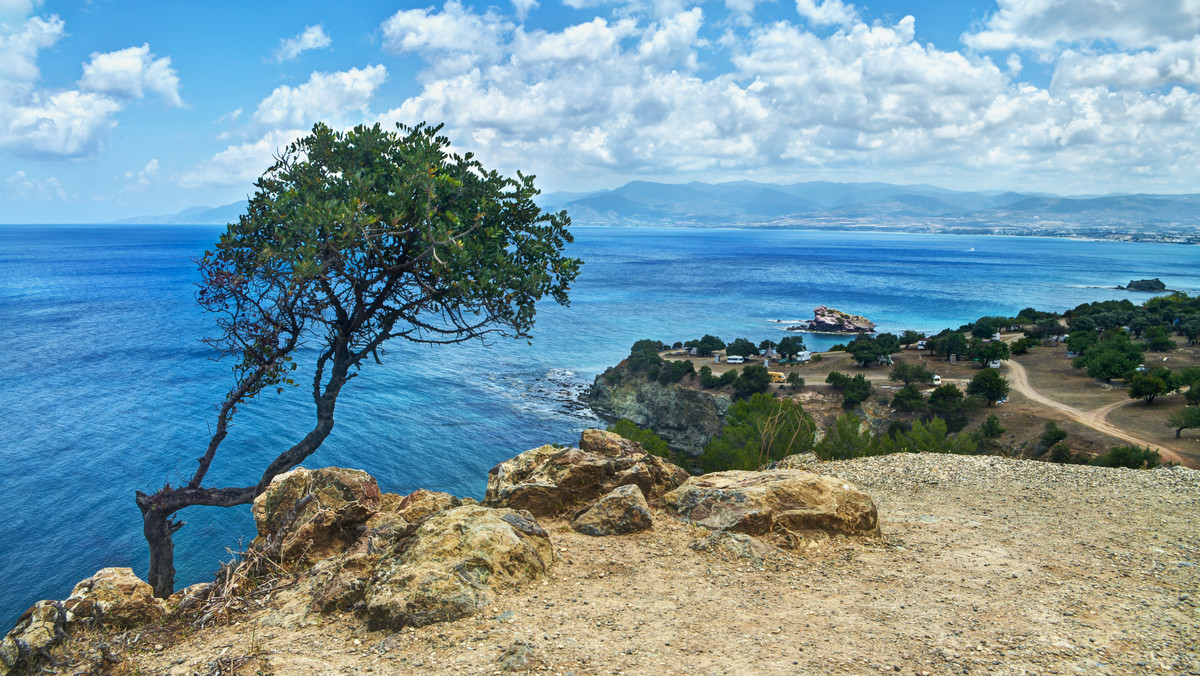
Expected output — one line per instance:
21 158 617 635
136 122 581 598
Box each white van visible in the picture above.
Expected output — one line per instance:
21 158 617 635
932 375 942 385
727 355 745 364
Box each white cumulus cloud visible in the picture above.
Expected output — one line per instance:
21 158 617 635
275 25 332 62
964 0 1200 52
795 0 856 27
178 130 305 189
251 64 387 130
78 44 184 107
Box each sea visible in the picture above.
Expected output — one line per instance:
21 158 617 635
1 224 1197 627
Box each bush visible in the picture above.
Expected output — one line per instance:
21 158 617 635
1040 421 1068 449
607 419 672 458
700 394 817 472
891 383 926 413
1091 445 1161 469
718 368 739 387
656 359 695 385
733 364 771 400
889 361 933 384
825 370 871 408
786 371 805 390
1049 443 1074 464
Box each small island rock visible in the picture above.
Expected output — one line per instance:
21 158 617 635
788 306 876 333
1120 278 1167 292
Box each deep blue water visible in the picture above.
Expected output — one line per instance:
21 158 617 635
1 224 1197 627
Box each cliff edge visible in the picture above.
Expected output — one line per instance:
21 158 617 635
4 446 1198 675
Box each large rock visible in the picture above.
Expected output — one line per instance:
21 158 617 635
252 467 382 564
792 305 876 333
1122 278 1167 292
585 375 731 456
1 568 165 675
485 430 690 516
664 470 879 540
66 567 166 628
571 484 653 536
364 505 553 629
1 601 64 673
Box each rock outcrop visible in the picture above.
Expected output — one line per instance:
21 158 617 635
585 370 730 456
787 305 876 333
570 484 653 536
485 429 689 516
664 469 879 541
1 567 166 674
364 505 553 630
1120 278 1168 292
252 467 382 565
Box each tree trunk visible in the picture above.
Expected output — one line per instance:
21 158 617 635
1178 427 1184 438
138 499 177 599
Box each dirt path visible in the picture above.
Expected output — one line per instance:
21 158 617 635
1003 359 1189 466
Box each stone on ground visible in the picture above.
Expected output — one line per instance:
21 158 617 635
571 484 653 536
251 467 382 564
664 469 879 540
485 429 689 516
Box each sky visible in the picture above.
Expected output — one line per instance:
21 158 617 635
2 0 1199 222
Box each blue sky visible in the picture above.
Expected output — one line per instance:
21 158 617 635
2 0 1199 222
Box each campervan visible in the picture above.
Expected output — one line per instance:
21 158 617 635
727 355 745 364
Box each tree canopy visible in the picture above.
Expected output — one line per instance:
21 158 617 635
136 122 580 597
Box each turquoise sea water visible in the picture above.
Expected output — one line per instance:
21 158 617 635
1 225 1197 627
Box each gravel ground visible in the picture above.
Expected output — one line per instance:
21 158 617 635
91 454 1200 676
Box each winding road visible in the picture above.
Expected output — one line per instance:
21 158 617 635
1002 358 1189 466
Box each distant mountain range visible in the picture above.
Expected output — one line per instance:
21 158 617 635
112 200 248 225
113 181 1200 242
536 181 1200 235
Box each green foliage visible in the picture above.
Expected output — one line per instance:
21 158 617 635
891 383 926 413
846 333 897 366
700 394 817 472
786 371 805 390
733 364 771 400
972 339 1010 365
1010 337 1038 355
980 413 1005 438
1049 443 1075 464
815 413 877 460
684 334 725 357
1073 330 1143 380
627 339 665 374
966 368 1010 405
776 335 806 359
1128 371 1168 404
698 365 717 387
656 359 695 385
1188 386 1200 406
889 361 932 384
1040 421 1068 449
927 384 972 432
829 343 847 352
826 371 871 409
717 368 739 387
1167 406 1200 438
759 339 777 353
1144 326 1176 352
607 419 671 458
930 331 968 359
1066 330 1099 354
1091 445 1161 469
726 337 759 358
899 330 924 347
879 417 977 455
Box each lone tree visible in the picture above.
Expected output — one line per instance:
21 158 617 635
966 368 1010 406
135 122 581 598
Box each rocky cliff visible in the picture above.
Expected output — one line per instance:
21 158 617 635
584 366 730 456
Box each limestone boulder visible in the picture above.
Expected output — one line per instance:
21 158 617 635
571 484 652 536
664 470 879 540
364 505 553 630
252 467 382 564
0 600 64 673
485 429 689 516
66 567 166 628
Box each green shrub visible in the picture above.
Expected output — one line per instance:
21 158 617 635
607 419 672 458
1090 445 1160 469
700 394 817 472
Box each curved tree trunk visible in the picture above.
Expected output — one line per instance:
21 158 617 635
137 496 182 599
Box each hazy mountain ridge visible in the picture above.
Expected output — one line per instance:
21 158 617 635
538 181 1200 240
112 200 248 225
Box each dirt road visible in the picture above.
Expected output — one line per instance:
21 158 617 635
1003 358 1190 466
